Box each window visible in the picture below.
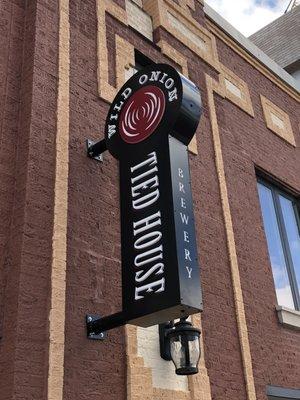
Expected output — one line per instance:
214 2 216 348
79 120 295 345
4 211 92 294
134 49 153 70
125 50 153 82
267 385 300 400
257 179 300 310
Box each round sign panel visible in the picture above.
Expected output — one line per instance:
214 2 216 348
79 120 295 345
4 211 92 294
119 85 166 144
105 63 201 160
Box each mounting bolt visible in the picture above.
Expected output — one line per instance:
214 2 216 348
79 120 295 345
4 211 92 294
86 314 106 340
86 139 105 162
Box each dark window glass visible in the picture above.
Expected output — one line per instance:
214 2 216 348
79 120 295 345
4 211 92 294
257 180 300 310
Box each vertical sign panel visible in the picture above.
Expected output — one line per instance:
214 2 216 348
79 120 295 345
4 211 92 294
169 136 202 310
100 63 203 327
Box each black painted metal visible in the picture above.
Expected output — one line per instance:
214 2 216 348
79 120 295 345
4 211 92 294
169 136 202 308
86 138 107 161
159 318 201 375
86 314 107 340
86 63 203 334
159 321 173 360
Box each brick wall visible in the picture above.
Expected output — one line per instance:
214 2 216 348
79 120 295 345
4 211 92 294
215 36 300 398
0 1 299 400
0 0 59 399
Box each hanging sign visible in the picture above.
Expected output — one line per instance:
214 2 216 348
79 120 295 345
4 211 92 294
105 63 203 327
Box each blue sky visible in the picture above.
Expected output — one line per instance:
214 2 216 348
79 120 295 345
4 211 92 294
205 0 288 36
254 0 278 8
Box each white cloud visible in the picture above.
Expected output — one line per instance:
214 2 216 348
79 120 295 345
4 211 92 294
205 0 287 36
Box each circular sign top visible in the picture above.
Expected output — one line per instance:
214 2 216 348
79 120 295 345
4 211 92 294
119 85 166 144
104 63 201 160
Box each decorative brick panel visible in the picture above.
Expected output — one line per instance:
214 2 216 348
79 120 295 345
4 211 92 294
261 94 296 146
143 0 220 72
1 1 300 400
220 64 254 117
126 0 153 41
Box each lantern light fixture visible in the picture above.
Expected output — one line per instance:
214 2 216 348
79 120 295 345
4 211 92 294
159 318 201 376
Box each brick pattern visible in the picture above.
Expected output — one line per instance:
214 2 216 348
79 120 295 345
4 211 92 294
206 74 257 400
126 0 153 41
143 0 220 72
220 64 254 117
1 1 300 400
52 1 300 399
207 20 300 102
126 316 212 400
0 2 27 396
137 325 189 391
0 1 59 399
96 0 133 102
212 35 299 399
260 94 296 146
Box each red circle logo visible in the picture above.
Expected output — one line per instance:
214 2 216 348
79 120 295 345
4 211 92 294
119 85 166 144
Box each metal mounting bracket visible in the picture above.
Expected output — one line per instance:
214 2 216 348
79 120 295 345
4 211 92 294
86 139 107 162
85 311 128 340
86 314 106 340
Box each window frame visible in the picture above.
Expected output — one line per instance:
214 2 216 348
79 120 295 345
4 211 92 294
257 176 300 310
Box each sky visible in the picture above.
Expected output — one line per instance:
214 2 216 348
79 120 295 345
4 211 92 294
205 0 289 37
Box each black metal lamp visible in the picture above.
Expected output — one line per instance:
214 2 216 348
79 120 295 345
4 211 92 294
159 318 201 375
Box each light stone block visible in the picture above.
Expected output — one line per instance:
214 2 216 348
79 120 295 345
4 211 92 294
167 11 206 51
225 78 242 99
126 0 153 41
137 325 189 391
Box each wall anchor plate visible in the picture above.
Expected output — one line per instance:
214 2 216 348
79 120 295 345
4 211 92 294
86 139 103 162
86 314 106 340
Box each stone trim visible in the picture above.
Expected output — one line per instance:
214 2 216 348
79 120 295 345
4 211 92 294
204 3 300 97
131 0 143 7
47 0 70 399
143 0 220 72
97 0 202 153
178 0 196 11
206 19 300 103
206 74 257 400
157 39 198 154
276 306 300 330
126 314 212 400
126 0 153 41
220 64 254 117
93 4 300 396
96 0 134 103
260 95 296 146
157 39 189 76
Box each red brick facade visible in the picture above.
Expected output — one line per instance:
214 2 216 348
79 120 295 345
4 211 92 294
0 1 299 400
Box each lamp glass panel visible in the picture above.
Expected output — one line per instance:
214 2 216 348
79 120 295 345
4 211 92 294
170 335 186 369
170 333 200 369
188 335 200 366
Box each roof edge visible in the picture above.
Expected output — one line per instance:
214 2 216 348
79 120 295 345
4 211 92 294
204 3 300 94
